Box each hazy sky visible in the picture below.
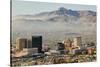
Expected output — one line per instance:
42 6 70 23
12 0 96 16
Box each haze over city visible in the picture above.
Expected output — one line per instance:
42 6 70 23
11 0 96 66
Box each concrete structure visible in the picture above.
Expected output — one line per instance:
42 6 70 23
23 48 38 55
73 37 82 47
16 38 27 51
87 47 94 55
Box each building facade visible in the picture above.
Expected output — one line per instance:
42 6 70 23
16 38 27 51
23 48 38 55
32 36 42 53
73 37 82 47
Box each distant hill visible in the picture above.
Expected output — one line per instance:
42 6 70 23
13 7 96 23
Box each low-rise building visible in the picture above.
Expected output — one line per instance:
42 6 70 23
23 48 38 55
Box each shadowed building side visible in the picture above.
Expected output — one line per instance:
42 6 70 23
32 36 42 53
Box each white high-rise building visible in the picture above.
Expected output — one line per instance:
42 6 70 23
73 37 82 47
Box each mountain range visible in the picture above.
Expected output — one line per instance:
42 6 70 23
13 7 96 23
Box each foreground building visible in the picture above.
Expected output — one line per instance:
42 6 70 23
16 38 27 51
32 36 42 53
23 48 38 55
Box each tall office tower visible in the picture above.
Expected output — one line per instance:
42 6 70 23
16 38 27 51
32 36 42 53
73 37 82 47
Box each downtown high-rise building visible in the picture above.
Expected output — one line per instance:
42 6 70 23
16 38 27 51
32 36 42 53
73 37 82 47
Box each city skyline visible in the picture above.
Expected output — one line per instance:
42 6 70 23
11 1 96 66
